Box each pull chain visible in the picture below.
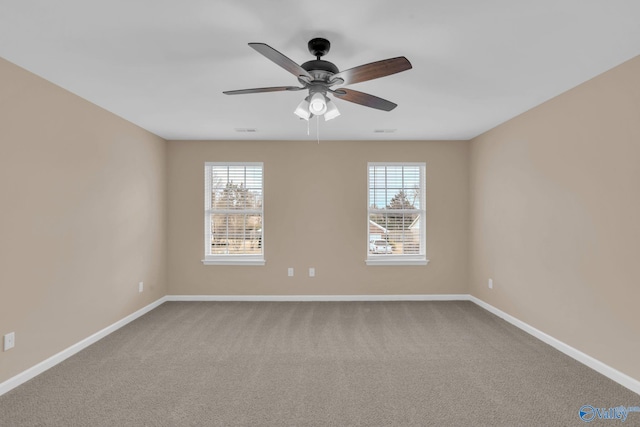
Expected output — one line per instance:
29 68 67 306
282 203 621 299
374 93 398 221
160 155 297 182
316 115 320 144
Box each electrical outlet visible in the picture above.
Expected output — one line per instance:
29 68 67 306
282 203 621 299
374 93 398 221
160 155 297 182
488 278 493 289
138 282 144 293
309 268 315 277
288 268 294 277
4 332 15 351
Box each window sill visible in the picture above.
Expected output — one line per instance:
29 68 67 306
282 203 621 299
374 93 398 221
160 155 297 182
365 258 429 266
202 259 265 266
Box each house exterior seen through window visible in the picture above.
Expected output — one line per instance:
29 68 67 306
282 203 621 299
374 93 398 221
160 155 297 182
367 163 427 265
203 163 264 265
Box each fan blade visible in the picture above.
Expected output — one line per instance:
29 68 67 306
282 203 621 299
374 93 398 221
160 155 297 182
249 43 312 80
333 88 397 111
223 86 303 95
332 57 412 86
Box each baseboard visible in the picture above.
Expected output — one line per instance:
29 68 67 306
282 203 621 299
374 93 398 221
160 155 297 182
165 294 471 302
469 295 640 396
0 296 168 397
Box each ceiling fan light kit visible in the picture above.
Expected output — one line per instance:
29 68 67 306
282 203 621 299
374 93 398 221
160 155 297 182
223 38 412 124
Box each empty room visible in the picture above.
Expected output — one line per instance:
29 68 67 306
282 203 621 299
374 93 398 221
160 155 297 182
1 1 639 425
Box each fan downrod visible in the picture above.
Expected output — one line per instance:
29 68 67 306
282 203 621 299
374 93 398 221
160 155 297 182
308 38 330 59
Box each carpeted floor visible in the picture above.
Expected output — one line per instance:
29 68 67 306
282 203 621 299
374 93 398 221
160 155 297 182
0 301 638 426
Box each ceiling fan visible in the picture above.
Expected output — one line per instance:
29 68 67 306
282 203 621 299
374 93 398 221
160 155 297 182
223 38 412 121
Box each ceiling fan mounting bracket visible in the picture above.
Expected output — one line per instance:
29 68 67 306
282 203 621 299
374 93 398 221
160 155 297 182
308 38 331 59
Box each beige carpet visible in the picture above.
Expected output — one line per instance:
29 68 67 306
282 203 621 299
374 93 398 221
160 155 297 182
0 301 638 426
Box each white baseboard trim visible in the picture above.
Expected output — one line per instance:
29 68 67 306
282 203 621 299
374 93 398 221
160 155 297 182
0 296 168 397
165 294 471 302
469 295 640 396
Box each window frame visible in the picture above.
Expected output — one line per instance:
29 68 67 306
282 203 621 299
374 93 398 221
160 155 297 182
366 162 428 266
202 162 265 266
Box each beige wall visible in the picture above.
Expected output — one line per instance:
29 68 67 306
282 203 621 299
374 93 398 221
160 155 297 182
469 56 640 381
0 58 167 384
167 140 469 296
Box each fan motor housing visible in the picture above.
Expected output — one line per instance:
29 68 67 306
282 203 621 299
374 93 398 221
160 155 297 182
301 60 339 75
301 60 339 84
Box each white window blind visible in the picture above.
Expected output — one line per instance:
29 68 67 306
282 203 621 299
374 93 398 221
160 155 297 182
203 163 264 265
367 163 427 266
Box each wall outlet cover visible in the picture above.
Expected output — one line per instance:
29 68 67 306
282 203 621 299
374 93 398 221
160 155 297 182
4 332 15 351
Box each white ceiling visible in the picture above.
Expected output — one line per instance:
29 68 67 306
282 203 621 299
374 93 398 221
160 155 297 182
1 1 639 141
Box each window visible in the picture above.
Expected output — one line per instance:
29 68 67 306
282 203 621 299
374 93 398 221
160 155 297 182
203 163 264 265
367 163 427 265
